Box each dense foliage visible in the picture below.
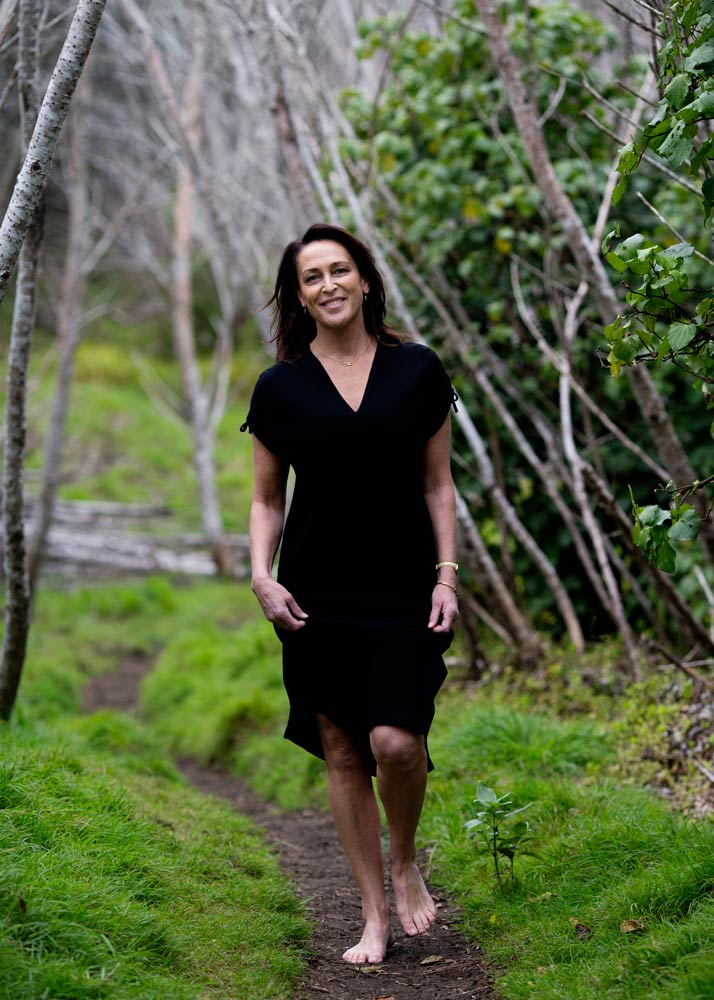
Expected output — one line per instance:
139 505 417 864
603 0 714 570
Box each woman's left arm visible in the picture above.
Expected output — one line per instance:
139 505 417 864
423 415 459 633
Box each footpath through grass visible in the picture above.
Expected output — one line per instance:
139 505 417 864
1 578 312 1000
139 609 714 1000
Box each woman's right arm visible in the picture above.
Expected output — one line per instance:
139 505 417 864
249 435 308 631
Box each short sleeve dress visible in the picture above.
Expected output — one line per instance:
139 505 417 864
241 336 458 773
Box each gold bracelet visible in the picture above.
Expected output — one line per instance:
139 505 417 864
436 561 459 571
435 580 457 592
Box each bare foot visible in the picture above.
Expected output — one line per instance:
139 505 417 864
390 858 437 936
342 914 393 965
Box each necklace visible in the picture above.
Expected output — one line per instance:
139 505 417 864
312 337 373 367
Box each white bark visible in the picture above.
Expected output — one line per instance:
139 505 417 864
29 72 91 589
0 0 42 720
0 0 107 305
170 18 231 575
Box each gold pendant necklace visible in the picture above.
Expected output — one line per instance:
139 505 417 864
313 338 372 367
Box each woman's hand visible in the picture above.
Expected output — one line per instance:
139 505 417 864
252 575 308 631
428 584 459 633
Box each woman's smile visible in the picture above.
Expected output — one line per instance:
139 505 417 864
297 240 368 328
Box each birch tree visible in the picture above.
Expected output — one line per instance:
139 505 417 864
0 0 107 720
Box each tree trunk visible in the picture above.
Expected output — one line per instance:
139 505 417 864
28 73 91 591
0 0 107 306
0 0 39 721
170 22 231 575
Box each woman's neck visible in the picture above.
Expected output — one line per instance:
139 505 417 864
311 320 373 359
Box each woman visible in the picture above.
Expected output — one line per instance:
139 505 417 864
242 223 459 965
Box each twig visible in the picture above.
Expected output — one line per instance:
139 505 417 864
636 191 714 267
595 0 654 33
663 473 714 501
581 111 701 197
536 76 566 127
643 636 712 694
686 752 714 785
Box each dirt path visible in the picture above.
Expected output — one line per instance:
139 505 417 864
83 659 497 1000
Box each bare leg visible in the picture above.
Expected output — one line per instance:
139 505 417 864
370 726 437 937
317 714 392 963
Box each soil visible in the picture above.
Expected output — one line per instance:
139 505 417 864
83 657 498 1000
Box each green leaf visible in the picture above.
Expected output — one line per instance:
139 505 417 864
638 504 671 527
667 322 698 350
464 818 484 830
654 537 677 573
664 73 691 108
659 242 694 260
476 781 498 804
685 40 714 71
617 142 635 172
606 250 629 273
601 226 620 255
503 802 533 820
668 507 701 542
657 120 694 167
612 174 628 206
703 175 714 212
510 820 531 838
690 90 714 118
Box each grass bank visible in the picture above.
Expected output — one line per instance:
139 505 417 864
140 612 714 1000
1 578 313 1000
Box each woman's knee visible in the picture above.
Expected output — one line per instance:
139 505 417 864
318 715 367 773
370 726 424 771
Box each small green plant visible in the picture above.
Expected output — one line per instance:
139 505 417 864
464 781 534 889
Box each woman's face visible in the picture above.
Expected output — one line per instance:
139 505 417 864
296 240 369 330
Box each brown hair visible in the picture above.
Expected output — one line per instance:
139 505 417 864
266 223 401 362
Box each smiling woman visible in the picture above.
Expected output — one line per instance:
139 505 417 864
241 223 459 966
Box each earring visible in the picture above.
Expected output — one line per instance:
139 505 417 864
363 292 368 303
303 305 307 314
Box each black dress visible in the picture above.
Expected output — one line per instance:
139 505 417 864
241 337 458 773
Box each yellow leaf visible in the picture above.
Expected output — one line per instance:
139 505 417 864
494 236 513 254
462 197 483 221
621 919 645 934
420 954 446 965
528 891 556 903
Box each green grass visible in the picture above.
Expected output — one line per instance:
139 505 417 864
137 613 714 999
423 687 714 999
0 715 310 1000
141 618 328 809
14 576 258 720
0 578 313 999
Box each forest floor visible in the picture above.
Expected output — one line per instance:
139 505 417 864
83 654 497 1000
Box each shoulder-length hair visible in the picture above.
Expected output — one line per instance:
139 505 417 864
266 223 401 362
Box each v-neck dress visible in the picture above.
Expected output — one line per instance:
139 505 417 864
241 337 458 773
